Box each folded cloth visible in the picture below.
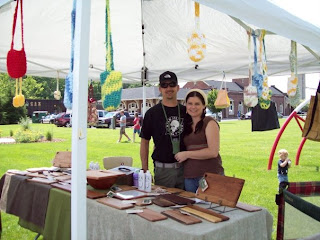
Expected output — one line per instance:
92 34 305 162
6 175 51 228
0 174 11 212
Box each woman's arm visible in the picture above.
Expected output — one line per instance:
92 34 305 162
175 120 219 162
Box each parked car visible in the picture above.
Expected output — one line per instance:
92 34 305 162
101 111 142 128
241 111 283 120
205 108 222 122
96 110 108 127
40 114 56 124
54 112 72 127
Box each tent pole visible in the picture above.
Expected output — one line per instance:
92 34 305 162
71 1 91 240
141 0 147 116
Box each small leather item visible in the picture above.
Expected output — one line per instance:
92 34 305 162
7 0 27 78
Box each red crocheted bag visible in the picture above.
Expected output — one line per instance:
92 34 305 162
7 0 27 78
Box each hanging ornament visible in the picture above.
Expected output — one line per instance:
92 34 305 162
287 41 298 97
187 2 206 62
7 0 26 108
63 0 76 110
87 82 98 127
54 71 62 100
100 0 122 111
244 30 258 108
258 30 272 109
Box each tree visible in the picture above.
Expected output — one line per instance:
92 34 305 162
0 74 26 124
207 89 222 113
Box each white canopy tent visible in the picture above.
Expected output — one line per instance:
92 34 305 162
0 0 320 239
0 0 319 83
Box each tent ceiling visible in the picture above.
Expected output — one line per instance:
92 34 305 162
0 0 319 83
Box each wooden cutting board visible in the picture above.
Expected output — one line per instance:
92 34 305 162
160 194 195 205
185 205 229 221
97 197 134 210
137 208 167 222
236 202 262 212
152 197 175 207
178 191 196 198
87 190 107 199
196 173 245 208
181 206 223 223
165 188 184 194
27 177 57 185
52 151 71 168
51 183 71 192
162 209 202 225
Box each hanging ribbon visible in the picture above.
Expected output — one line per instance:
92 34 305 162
187 2 206 63
63 0 76 110
100 0 123 111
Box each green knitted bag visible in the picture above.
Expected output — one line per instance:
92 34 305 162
100 0 122 111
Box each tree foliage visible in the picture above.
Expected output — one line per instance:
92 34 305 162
207 89 222 113
0 74 27 124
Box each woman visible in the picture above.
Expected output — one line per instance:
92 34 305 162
175 89 224 192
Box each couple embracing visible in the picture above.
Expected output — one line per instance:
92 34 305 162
140 71 224 193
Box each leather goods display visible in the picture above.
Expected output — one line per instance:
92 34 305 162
152 197 175 207
181 206 222 223
236 202 262 212
97 197 134 210
7 0 27 79
196 173 245 208
136 208 168 222
52 151 72 168
162 209 202 225
302 90 320 142
160 194 196 205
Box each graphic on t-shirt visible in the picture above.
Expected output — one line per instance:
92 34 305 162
165 116 183 137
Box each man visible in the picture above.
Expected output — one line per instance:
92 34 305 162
117 110 131 143
140 71 186 189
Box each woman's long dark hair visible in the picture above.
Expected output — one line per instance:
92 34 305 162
184 91 206 135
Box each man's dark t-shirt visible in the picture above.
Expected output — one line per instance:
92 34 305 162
140 102 186 163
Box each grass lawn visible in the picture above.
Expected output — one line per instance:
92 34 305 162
0 118 319 239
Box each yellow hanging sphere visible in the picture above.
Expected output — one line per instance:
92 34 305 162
187 30 206 62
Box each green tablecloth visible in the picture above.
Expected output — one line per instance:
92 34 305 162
43 188 71 240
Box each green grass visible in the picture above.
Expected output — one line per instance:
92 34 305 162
0 119 319 239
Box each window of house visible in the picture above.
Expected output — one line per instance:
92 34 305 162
128 102 138 114
280 104 283 113
141 102 152 111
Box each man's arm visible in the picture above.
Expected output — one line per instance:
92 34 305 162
140 138 150 172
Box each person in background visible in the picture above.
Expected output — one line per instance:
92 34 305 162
140 71 186 189
175 89 224 193
277 149 291 190
132 112 141 143
117 110 131 143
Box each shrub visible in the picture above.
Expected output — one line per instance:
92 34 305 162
46 131 53 141
19 117 31 131
0 129 2 138
10 129 13 137
14 129 42 143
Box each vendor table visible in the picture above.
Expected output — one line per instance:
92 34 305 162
0 173 273 240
